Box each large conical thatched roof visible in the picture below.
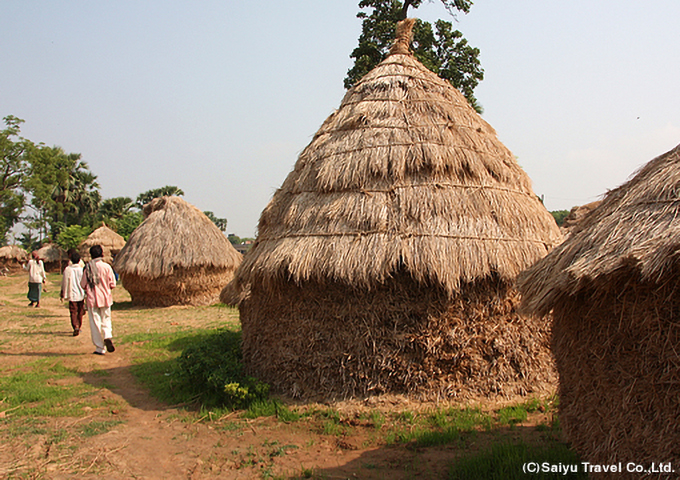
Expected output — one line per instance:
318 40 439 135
228 19 560 401
114 196 241 279
519 143 680 315
79 225 126 264
232 19 560 297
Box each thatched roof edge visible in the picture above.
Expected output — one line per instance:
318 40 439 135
518 143 680 314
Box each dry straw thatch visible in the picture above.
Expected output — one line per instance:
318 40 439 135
559 200 601 235
225 19 562 401
113 196 241 307
79 225 126 265
35 243 67 272
0 245 28 272
518 143 680 474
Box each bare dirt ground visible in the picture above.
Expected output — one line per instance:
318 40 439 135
0 272 556 479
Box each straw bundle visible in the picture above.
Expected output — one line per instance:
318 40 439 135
227 19 561 400
0 245 28 272
79 225 126 265
518 144 680 474
113 196 241 307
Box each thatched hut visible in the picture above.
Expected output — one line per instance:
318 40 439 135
113 196 241 307
79 225 126 265
223 19 562 401
0 245 28 273
518 144 680 472
36 243 67 272
560 200 601 235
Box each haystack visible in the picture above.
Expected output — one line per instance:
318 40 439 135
518 144 680 473
113 196 241 307
224 19 562 401
79 225 126 265
0 245 28 272
36 243 67 272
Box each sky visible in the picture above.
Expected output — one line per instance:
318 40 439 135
2 1 679 237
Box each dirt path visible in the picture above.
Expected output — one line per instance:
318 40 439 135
0 273 553 479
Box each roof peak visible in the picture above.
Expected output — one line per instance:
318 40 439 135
389 18 416 56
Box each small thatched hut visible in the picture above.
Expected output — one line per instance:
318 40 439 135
113 196 241 307
518 144 680 472
0 245 28 273
36 243 67 272
560 200 601 235
223 19 562 401
79 225 126 265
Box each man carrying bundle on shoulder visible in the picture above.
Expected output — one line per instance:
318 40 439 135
80 245 116 355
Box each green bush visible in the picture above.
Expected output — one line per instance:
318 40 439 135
176 329 269 409
56 224 91 251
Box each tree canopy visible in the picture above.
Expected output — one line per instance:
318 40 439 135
135 186 184 209
1 117 244 247
0 116 31 244
345 0 484 112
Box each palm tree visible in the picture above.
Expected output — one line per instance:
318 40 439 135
99 197 134 220
135 185 184 209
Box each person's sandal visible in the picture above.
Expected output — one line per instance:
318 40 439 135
104 338 115 353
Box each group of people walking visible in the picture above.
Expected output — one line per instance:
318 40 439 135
24 245 116 355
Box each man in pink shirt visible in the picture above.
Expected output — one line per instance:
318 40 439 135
80 245 117 355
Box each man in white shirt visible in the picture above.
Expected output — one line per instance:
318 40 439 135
61 250 85 336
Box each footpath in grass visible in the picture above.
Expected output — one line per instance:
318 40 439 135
0 272 583 479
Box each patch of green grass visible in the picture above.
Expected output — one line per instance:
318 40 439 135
242 400 303 422
396 410 416 424
447 440 586 480
496 406 528 426
313 409 347 436
0 359 100 417
369 410 385 429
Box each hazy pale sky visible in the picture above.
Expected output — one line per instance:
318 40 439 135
2 1 679 237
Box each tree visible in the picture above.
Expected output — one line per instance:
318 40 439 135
23 145 73 241
115 211 143 240
63 159 101 227
0 116 32 245
551 210 570 227
56 224 91 251
99 196 134 221
24 146 100 240
203 211 227 232
135 186 184 209
345 0 484 112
